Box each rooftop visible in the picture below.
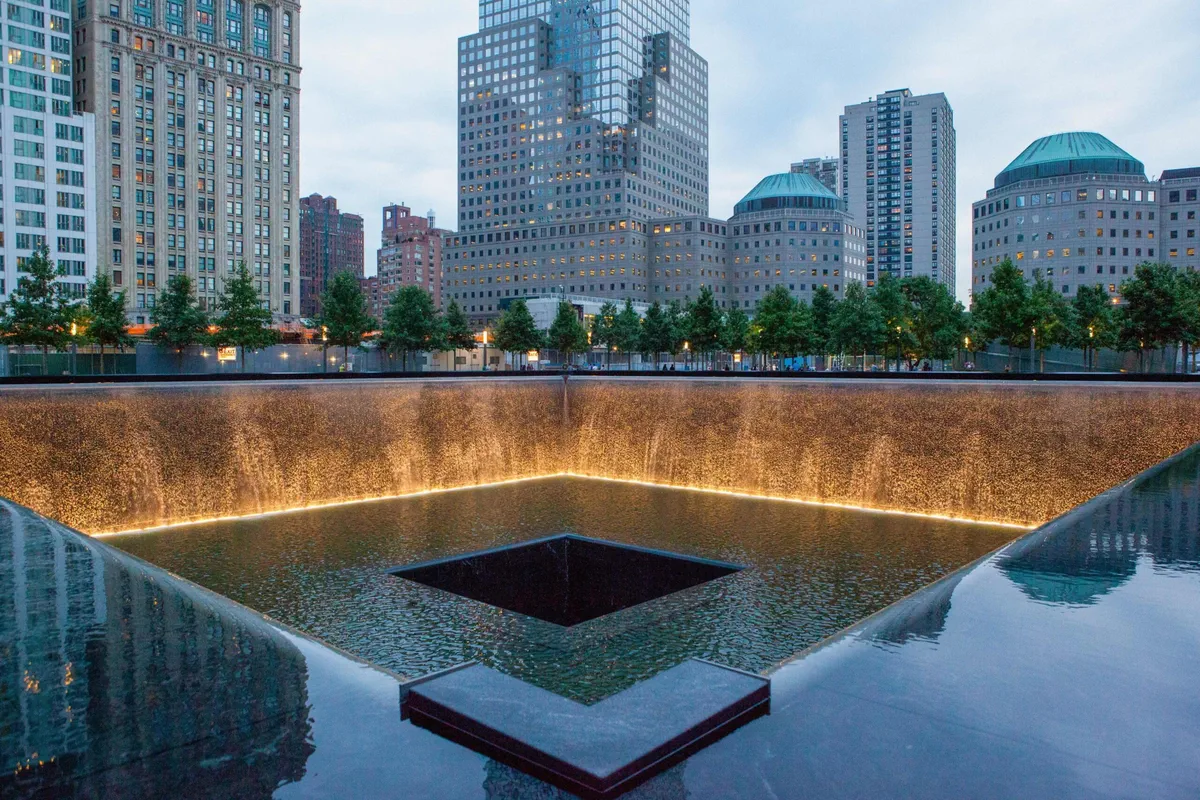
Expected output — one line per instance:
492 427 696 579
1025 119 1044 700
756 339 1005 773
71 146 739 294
996 132 1146 189
1160 167 1200 181
734 172 843 215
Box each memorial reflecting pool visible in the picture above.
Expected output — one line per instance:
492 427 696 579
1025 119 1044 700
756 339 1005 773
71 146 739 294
108 478 1016 702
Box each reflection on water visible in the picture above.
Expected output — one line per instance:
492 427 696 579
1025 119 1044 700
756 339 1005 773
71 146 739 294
1000 450 1200 607
110 479 1016 703
483 759 687 800
0 501 313 799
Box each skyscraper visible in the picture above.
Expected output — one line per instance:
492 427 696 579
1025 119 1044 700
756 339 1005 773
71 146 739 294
790 158 840 197
298 194 363 319
840 89 956 288
0 0 97 307
73 0 301 325
444 0 709 327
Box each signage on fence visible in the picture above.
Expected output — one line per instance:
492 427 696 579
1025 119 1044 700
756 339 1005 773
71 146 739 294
217 347 237 363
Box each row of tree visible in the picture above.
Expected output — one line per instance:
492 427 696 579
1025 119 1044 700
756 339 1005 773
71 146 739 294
0 247 278 373
4 247 1199 375
973 260 1200 372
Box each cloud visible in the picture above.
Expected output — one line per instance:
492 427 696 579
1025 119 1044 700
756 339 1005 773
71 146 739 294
301 0 1200 299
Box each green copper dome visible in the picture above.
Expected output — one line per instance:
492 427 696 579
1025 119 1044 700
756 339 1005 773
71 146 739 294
734 173 843 215
995 132 1145 189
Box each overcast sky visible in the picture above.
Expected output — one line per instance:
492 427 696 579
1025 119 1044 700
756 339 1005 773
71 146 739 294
299 0 1200 302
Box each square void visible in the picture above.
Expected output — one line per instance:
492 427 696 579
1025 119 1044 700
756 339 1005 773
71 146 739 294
389 534 742 628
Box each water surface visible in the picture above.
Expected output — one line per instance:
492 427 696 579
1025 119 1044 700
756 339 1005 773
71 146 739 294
110 478 1017 702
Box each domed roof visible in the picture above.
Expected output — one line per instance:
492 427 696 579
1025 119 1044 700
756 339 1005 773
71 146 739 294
995 132 1145 189
734 172 842 215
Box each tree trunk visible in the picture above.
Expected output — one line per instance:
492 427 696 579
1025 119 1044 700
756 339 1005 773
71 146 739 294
240 346 247 373
41 346 48 376
98 343 106 376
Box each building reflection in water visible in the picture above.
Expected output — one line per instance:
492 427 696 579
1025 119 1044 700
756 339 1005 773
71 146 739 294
1000 450 1200 607
0 500 313 799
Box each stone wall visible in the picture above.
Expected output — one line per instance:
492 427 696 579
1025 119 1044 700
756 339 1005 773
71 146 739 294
1 377 1199 532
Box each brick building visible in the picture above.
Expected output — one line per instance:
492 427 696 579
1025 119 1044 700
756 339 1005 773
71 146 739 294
299 194 364 319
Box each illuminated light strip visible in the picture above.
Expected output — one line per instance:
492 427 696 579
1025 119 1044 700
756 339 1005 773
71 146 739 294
91 472 1034 537
562 473 1035 530
91 475 569 537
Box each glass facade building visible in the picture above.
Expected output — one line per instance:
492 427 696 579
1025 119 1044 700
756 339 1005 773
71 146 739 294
445 0 709 327
0 0 97 305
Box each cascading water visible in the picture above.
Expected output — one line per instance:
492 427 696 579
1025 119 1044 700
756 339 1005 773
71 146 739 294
1 377 1199 533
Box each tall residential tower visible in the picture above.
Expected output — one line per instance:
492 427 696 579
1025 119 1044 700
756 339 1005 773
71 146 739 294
0 0 97 306
841 88 956 288
73 0 301 325
444 0 710 327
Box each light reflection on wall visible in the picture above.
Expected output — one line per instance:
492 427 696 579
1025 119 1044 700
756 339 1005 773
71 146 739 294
0 378 1199 533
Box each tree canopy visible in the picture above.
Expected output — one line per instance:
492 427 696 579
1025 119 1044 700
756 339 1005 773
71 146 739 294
493 299 542 368
210 262 280 370
547 300 589 366
317 271 375 360
0 246 73 372
380 286 443 370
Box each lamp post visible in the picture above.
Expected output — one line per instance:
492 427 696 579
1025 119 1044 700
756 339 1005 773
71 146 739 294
895 325 902 372
321 325 328 374
482 329 489 372
1088 325 1095 372
1030 326 1037 374
963 335 971 371
70 322 78 376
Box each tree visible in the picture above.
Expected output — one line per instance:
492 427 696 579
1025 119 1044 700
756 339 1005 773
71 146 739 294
904 276 967 368
612 299 642 370
972 259 1032 370
828 282 884 370
493 299 542 370
1180 271 1200 374
443 299 476 371
754 287 811 368
85 273 134 375
1068 285 1117 372
721 304 751 368
639 301 672 367
665 300 687 363
380 285 443 371
0 246 73 375
686 286 723 369
211 261 280 372
962 311 990 367
547 300 589 368
872 273 914 372
1120 263 1188 373
149 273 210 374
1027 277 1074 373
591 300 618 368
810 285 838 367
316 271 375 368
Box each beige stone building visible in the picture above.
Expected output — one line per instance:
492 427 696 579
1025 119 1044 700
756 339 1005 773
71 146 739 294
73 0 301 325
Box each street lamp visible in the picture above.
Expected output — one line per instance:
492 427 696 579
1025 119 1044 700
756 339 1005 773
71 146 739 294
1030 326 1038 374
482 328 489 372
321 325 329 374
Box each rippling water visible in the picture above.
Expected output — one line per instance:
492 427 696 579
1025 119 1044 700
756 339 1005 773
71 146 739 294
108 478 1017 702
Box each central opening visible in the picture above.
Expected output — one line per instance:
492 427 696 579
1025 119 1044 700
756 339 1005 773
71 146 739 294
389 534 743 627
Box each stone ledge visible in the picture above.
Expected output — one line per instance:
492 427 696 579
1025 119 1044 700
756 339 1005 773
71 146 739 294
403 659 770 799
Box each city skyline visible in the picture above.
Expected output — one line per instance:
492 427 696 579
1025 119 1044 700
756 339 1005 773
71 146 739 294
298 0 1200 303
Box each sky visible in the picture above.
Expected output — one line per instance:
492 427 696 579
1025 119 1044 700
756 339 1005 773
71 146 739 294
298 0 1200 303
